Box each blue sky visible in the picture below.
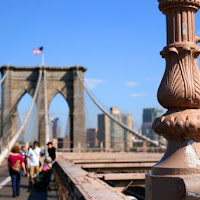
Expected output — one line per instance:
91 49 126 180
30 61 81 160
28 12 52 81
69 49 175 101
1 1 200 136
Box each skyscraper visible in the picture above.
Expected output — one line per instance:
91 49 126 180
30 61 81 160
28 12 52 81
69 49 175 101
141 108 163 141
50 117 61 139
86 128 98 147
98 107 133 151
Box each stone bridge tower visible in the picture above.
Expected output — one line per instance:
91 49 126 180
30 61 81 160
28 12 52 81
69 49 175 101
1 65 86 150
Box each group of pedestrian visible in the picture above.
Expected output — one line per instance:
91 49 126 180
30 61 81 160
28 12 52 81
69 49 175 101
7 141 58 198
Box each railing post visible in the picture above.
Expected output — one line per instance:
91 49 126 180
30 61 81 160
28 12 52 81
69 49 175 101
143 141 147 153
105 141 109 152
78 142 81 153
121 142 125 152
146 1 200 199
52 138 58 149
100 142 104 152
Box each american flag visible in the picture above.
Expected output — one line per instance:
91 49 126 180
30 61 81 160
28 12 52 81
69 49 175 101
33 46 43 55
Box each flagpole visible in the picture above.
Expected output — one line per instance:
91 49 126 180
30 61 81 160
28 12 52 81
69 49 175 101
42 53 44 65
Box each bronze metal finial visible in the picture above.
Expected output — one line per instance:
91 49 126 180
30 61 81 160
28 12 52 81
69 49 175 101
146 1 200 199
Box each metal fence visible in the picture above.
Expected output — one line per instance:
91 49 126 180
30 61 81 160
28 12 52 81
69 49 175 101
53 139 166 153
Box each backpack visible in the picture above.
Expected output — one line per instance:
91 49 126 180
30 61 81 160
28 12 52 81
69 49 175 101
12 156 21 173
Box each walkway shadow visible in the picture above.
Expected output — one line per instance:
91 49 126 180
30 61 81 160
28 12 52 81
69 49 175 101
27 190 48 200
27 181 59 200
0 194 13 199
0 184 13 199
20 184 29 189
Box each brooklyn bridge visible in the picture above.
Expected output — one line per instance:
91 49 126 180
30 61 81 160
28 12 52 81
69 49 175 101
1 0 200 200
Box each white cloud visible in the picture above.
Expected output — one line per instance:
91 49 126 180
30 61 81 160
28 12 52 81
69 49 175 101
84 78 105 90
129 93 149 97
124 81 138 87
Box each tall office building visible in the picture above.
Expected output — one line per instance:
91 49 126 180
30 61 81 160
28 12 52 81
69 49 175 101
141 108 164 141
98 107 133 151
86 128 98 147
50 117 61 139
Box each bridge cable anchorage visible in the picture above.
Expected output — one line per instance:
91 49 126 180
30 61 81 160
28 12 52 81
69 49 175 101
76 70 160 147
0 69 43 165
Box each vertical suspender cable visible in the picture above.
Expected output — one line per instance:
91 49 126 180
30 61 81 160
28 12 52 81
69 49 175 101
0 70 9 85
44 67 49 155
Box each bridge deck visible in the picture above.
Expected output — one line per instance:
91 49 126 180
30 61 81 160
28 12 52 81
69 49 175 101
94 173 145 180
0 166 59 200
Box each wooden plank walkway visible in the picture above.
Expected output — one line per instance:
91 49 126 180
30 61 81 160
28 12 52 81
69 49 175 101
93 173 145 181
0 166 59 200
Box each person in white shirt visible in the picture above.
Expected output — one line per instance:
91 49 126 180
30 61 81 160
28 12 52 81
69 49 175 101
27 141 42 186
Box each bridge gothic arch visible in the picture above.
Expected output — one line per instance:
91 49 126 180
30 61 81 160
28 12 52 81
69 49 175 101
48 92 70 145
1 65 86 150
17 92 38 143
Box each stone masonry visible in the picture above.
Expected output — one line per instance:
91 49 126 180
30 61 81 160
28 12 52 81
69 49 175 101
0 65 86 150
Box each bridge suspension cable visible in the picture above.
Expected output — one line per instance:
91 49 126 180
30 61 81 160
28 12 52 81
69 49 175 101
0 69 18 152
76 70 160 147
0 121 18 151
0 69 42 165
0 69 9 85
0 68 15 147
44 68 49 154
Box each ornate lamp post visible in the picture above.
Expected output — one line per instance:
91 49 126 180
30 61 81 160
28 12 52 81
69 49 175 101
146 0 200 199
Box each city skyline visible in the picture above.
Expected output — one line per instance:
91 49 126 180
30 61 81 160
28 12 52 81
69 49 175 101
1 1 200 134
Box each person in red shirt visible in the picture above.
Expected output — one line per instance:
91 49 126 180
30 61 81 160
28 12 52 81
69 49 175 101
8 145 26 198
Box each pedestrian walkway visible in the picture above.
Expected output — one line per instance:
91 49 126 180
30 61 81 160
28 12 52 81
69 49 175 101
0 166 59 200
